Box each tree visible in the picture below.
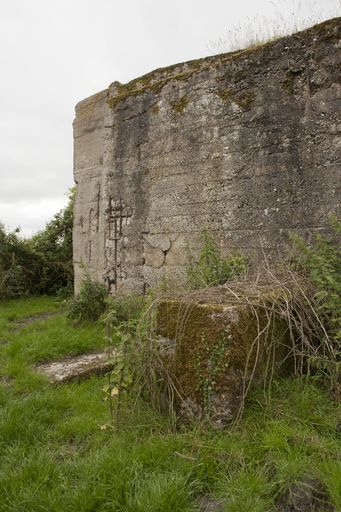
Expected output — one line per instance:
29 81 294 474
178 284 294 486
0 188 75 298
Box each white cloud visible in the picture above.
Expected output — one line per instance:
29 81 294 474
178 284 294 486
0 0 339 235
0 196 69 238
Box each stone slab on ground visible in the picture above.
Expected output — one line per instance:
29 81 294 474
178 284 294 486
36 351 114 383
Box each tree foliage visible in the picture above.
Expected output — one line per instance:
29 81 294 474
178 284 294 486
0 189 74 298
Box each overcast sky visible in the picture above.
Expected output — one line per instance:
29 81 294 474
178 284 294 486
0 0 340 237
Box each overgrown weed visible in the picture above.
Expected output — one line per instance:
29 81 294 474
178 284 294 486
1 217 339 508
207 0 341 54
67 273 107 324
186 229 246 289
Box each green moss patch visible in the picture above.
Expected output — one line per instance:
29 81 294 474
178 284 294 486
157 291 292 425
106 18 340 110
218 87 256 110
171 95 189 114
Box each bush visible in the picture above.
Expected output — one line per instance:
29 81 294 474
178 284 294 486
291 216 341 344
1 263 29 298
105 294 146 330
28 188 75 294
0 226 39 298
186 230 246 289
0 188 74 298
67 274 107 324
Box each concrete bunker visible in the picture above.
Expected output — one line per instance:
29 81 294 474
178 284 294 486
73 18 341 295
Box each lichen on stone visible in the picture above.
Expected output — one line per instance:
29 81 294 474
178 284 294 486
234 90 256 110
171 95 189 114
218 87 256 110
218 87 235 103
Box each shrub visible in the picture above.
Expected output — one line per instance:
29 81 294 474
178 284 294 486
0 188 74 298
0 263 29 298
186 230 246 289
0 225 38 298
291 216 341 344
105 293 146 331
290 216 341 389
67 274 107 324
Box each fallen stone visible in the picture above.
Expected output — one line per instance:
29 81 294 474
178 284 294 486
36 351 114 383
276 478 334 512
196 495 225 512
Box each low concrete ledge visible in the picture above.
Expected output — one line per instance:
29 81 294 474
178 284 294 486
36 351 114 383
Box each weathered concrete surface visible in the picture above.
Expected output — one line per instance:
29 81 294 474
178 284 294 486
36 351 113 383
156 288 292 426
73 18 341 294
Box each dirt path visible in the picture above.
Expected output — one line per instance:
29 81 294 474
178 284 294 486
13 311 63 330
7 310 114 383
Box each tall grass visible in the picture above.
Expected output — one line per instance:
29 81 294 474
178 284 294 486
207 0 341 54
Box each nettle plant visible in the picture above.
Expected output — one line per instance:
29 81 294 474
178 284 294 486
291 215 341 374
101 295 146 429
186 230 247 289
102 318 134 429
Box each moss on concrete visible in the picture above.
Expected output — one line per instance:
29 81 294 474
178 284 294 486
106 18 340 110
156 292 292 424
218 88 235 103
107 62 203 109
234 90 256 110
218 87 256 110
150 104 160 115
172 95 189 114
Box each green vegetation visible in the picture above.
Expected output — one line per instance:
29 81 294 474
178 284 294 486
0 189 74 299
0 207 340 509
186 230 246 289
290 217 341 388
217 87 256 110
107 17 340 111
108 293 145 322
172 95 189 114
218 87 235 103
67 273 107 324
194 329 233 417
0 297 339 511
291 216 341 344
234 90 256 110
107 61 203 109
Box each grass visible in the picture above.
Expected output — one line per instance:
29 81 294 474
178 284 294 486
207 0 341 54
0 297 340 511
